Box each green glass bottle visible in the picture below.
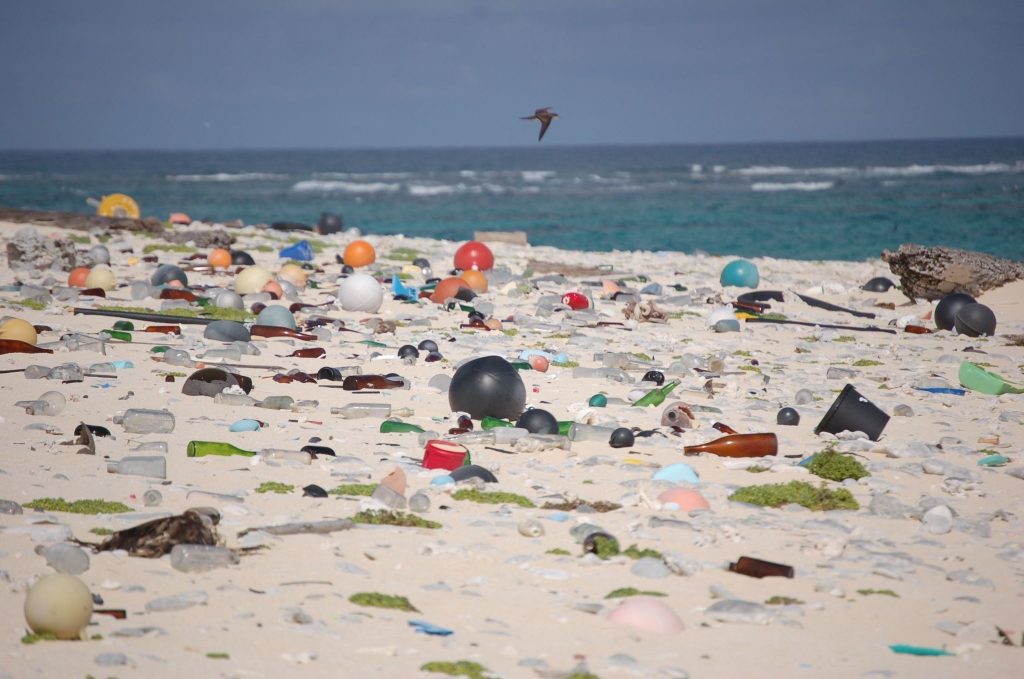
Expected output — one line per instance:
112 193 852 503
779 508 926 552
112 320 135 331
631 379 680 407
557 421 574 436
379 420 425 434
186 441 257 458
102 330 132 342
509 361 532 371
480 416 513 430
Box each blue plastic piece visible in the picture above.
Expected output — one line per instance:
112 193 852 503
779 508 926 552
542 511 571 522
914 387 966 396
408 619 453 636
279 240 314 261
229 419 262 432
392 274 419 301
977 454 1010 467
720 259 760 288
652 463 700 484
430 474 454 486
110 360 134 369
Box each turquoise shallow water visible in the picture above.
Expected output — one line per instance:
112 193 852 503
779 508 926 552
1 138 1022 261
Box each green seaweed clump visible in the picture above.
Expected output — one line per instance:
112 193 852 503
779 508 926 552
621 545 663 560
451 489 535 508
541 499 621 513
142 243 198 254
605 587 667 599
728 481 859 511
858 588 899 598
746 465 771 473
24 498 131 514
420 661 489 678
384 247 420 261
806 449 870 482
206 652 230 659
765 596 804 605
349 591 418 612
328 483 376 496
255 481 294 494
8 298 47 311
352 510 441 529
853 359 884 367
21 632 58 645
546 548 571 556
587 534 621 559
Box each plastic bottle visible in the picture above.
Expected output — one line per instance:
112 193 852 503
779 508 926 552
683 432 778 458
114 409 176 433
169 544 239 572
568 422 617 443
728 555 794 578
258 395 294 410
514 434 572 451
331 403 392 418
631 380 680 407
23 365 51 379
571 366 634 383
186 441 257 458
259 449 312 464
47 364 86 382
162 349 195 367
106 456 167 479
449 428 529 445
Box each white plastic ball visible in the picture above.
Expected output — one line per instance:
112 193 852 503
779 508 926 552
338 273 384 313
24 573 94 640
84 266 116 291
214 290 244 310
88 245 110 265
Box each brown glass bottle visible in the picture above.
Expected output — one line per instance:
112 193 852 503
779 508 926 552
728 555 794 578
159 288 200 302
142 325 182 335
249 325 318 341
342 374 408 391
279 347 327 359
712 422 739 435
683 432 777 458
0 339 54 355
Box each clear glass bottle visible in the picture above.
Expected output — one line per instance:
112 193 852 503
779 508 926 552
169 544 239 572
106 456 167 479
114 408 175 433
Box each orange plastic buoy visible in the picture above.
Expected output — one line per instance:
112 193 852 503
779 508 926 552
169 212 191 225
207 248 232 269
67 267 91 288
343 240 376 268
453 241 494 271
460 268 488 293
430 276 471 303
262 279 284 299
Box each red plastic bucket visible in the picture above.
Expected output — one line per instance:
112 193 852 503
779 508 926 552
422 440 468 471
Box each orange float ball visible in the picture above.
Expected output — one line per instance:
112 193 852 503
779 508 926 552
207 248 232 269
453 241 494 271
67 267 91 288
262 279 284 299
658 488 710 511
460 268 488 293
430 276 472 303
343 240 376 268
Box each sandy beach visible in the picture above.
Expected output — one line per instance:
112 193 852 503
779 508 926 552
1 220 1022 679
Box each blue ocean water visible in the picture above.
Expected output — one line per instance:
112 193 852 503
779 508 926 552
1 138 1022 261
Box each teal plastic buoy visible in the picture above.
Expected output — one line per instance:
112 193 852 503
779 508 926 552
588 393 607 407
720 259 759 288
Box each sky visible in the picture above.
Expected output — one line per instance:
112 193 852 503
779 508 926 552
1 0 1022 150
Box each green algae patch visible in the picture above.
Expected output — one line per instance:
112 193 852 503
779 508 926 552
605 587 667 599
24 498 131 514
622 545 663 560
745 465 771 473
142 243 198 254
21 632 58 645
765 596 804 605
853 359 884 367
7 298 47 311
546 548 571 556
384 247 420 261
255 482 294 494
329 483 376 497
452 489 535 508
351 510 441 529
206 652 230 659
421 661 489 678
349 592 418 612
588 534 621 559
806 449 870 482
728 481 859 511
833 335 856 343
541 499 621 513
89 527 114 536
858 588 899 598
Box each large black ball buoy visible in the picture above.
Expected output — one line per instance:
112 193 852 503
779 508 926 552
417 339 439 353
231 250 256 266
151 264 188 287
448 356 526 421
516 408 559 434
609 427 635 448
317 212 343 235
934 292 976 331
776 407 800 426
954 303 997 337
397 345 419 360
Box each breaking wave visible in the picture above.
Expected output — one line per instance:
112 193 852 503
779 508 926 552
291 180 400 193
167 172 286 182
751 181 834 192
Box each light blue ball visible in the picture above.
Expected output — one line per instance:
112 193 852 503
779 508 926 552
720 259 759 288
256 304 296 330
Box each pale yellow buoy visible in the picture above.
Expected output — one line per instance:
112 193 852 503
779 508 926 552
24 574 94 640
0 317 38 345
84 266 116 291
234 265 273 294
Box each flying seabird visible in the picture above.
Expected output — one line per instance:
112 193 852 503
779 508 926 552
521 107 559 141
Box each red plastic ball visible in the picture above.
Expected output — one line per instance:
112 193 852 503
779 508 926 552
453 241 494 271
562 292 590 310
